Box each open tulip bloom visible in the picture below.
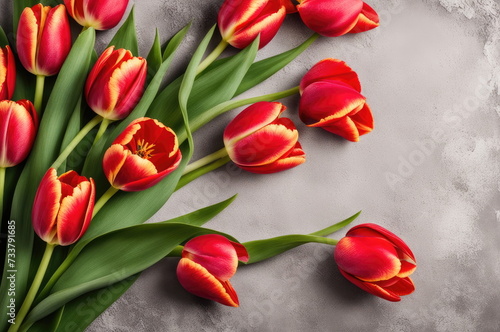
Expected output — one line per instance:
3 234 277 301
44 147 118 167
0 1 418 330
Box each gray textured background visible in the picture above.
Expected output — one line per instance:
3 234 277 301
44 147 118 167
18 0 500 330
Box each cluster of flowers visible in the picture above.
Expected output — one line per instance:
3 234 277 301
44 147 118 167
0 0 417 330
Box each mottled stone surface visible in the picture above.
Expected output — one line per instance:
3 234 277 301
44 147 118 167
84 0 500 331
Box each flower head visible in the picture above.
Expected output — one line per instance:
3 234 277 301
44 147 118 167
17 4 72 76
334 223 416 301
224 101 305 174
32 168 95 246
0 100 38 168
0 45 16 100
177 234 249 307
64 0 129 30
103 117 182 192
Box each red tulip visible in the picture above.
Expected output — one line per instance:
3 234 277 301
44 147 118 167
64 0 129 31
0 100 38 168
296 0 379 37
32 168 95 246
103 117 182 192
17 4 71 76
334 223 416 302
218 0 287 49
223 101 305 174
0 46 16 100
85 47 147 120
177 234 249 307
299 59 373 142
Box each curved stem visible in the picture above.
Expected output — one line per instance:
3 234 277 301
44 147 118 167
93 118 112 144
33 75 45 114
182 147 228 175
51 115 103 171
196 39 229 75
176 155 231 190
92 186 119 218
8 244 55 332
178 86 300 143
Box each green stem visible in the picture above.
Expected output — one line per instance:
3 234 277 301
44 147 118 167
81 26 89 33
93 118 112 144
33 75 45 114
178 86 300 143
51 115 103 171
93 186 119 218
176 155 231 190
182 147 228 175
166 245 184 257
0 167 4 228
196 39 229 75
8 244 55 332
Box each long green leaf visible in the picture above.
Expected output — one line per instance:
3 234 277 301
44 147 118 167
0 28 96 332
0 26 8 46
242 211 360 264
146 30 162 81
106 8 138 56
24 223 237 326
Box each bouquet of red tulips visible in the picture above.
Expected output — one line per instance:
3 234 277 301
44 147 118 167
0 0 417 331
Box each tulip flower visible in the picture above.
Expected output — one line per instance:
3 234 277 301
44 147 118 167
218 0 287 49
223 101 305 174
299 59 373 142
64 0 129 31
177 234 249 307
32 168 96 246
296 0 379 37
334 223 416 302
0 100 38 168
103 117 182 192
17 4 72 76
85 47 147 121
0 46 16 100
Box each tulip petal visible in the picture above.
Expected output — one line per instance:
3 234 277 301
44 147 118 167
321 116 361 142
350 2 380 34
350 103 374 136
0 46 16 100
299 58 361 93
240 141 305 174
56 179 95 246
218 0 269 40
32 168 61 244
17 7 39 74
177 258 239 307
297 0 363 37
284 0 298 13
229 118 298 167
338 269 402 302
112 154 158 189
224 102 284 145
335 237 401 282
110 58 147 120
231 241 250 263
37 5 71 76
102 144 128 188
384 277 415 296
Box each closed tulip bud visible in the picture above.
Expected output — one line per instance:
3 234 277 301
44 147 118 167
0 46 16 100
64 0 129 31
85 47 147 120
296 0 379 37
334 223 416 302
218 0 286 49
32 168 95 246
17 4 71 76
177 234 249 307
103 117 182 192
224 101 305 174
299 59 373 142
0 100 38 168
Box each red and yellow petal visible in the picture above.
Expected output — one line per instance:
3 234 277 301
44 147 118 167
177 258 240 307
240 141 305 174
0 46 16 100
17 7 39 74
111 57 147 120
102 144 128 187
224 102 284 146
228 118 298 167
321 116 361 142
32 168 62 244
339 269 403 302
111 153 158 190
350 2 380 34
334 236 401 282
56 179 95 246
218 0 269 40
300 58 361 93
297 0 363 37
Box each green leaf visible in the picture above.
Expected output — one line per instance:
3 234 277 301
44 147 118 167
162 23 191 61
0 26 8 46
146 30 162 81
24 223 237 326
107 8 138 56
0 28 96 332
242 211 360 264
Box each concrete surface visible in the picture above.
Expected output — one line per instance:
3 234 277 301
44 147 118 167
84 0 500 331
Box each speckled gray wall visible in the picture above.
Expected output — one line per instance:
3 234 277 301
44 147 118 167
4 0 498 330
